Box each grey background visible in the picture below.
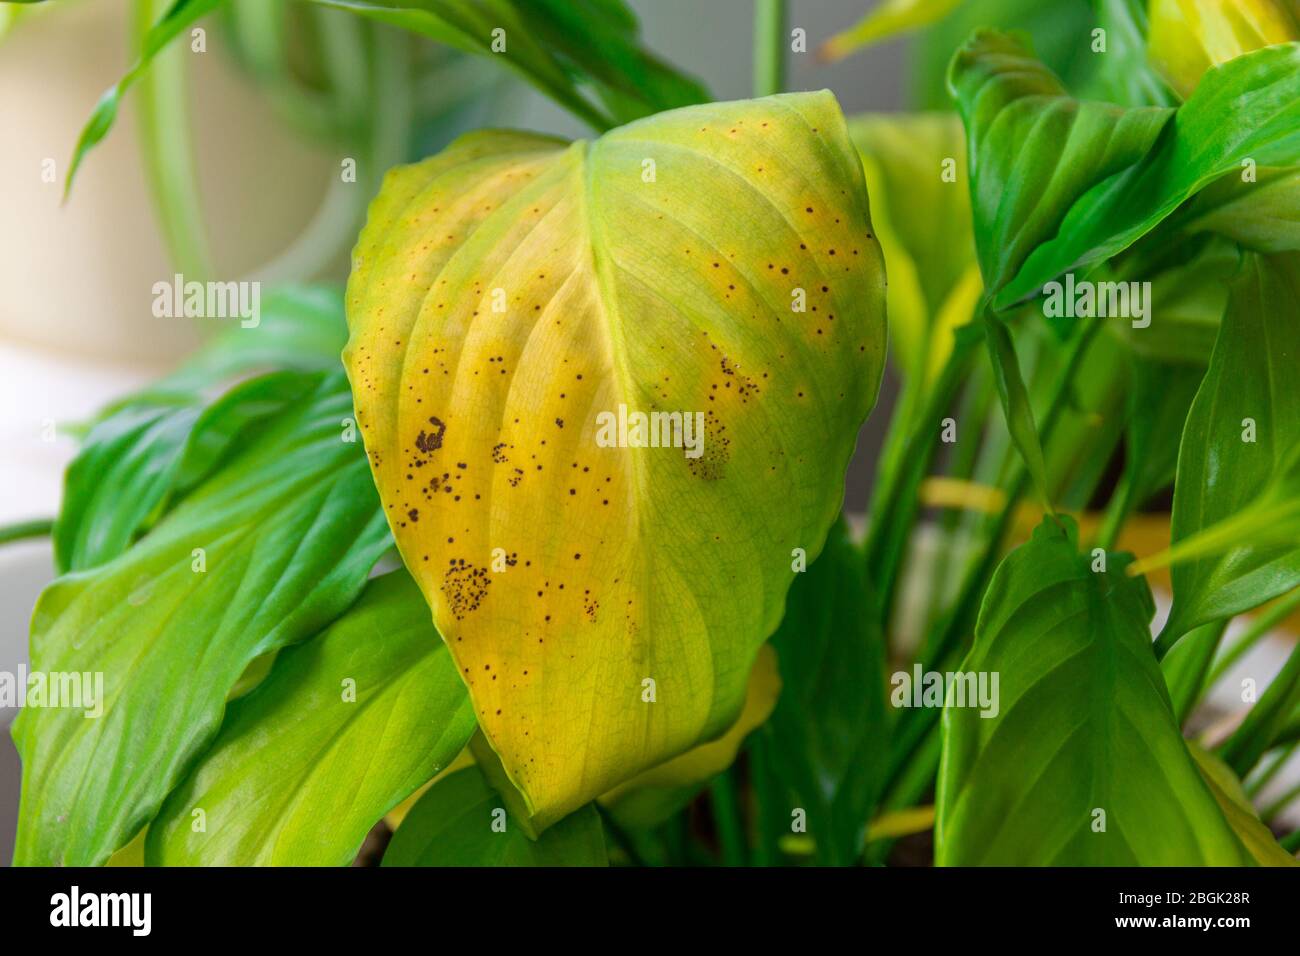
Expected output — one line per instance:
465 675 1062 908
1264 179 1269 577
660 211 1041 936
0 0 907 864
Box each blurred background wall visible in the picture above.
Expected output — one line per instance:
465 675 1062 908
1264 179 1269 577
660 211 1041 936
0 0 907 866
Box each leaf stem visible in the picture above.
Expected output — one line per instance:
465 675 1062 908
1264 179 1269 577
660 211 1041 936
708 769 748 866
0 518 55 546
752 0 786 97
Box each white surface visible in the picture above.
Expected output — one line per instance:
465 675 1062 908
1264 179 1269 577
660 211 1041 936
0 340 159 526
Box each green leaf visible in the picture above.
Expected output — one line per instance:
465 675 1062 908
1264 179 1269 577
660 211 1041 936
819 0 964 62
344 92 887 829
1120 359 1206 509
948 30 1172 304
53 373 308 574
936 516 1246 865
761 520 888 866
1108 237 1238 365
53 286 351 574
984 314 1053 510
11 371 391 866
1181 166 1300 253
1152 253 1300 650
146 570 475 865
153 284 350 394
1081 0 1178 108
1000 41 1300 306
382 766 607 866
65 0 223 197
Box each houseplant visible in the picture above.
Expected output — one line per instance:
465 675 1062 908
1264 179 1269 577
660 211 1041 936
6 0 1300 867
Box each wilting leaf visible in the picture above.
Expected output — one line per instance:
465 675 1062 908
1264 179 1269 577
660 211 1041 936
1152 253 1300 651
1148 0 1300 97
1001 42 1300 306
146 571 475 865
948 30 1172 305
383 766 607 866
1190 742 1299 865
599 645 780 828
761 520 888 866
12 371 391 866
848 112 978 384
936 516 1246 865
819 0 963 62
344 92 887 829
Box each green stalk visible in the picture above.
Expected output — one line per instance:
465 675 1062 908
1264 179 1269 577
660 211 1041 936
709 770 748 866
1280 828 1300 854
882 318 1102 793
1261 778 1300 823
0 518 55 545
133 0 212 281
1207 586 1300 689
752 0 786 97
864 330 981 629
1245 741 1297 799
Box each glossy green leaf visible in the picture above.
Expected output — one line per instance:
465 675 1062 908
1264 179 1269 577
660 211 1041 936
12 371 391 866
344 92 887 829
1000 42 1300 306
145 571 474 865
819 0 963 62
936 516 1246 865
54 374 306 574
949 30 1172 305
761 520 888 866
1153 253 1300 650
382 766 607 866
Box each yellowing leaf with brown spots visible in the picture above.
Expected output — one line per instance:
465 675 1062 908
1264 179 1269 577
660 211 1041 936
344 92 887 830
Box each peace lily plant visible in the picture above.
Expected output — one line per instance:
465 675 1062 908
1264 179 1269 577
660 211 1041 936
6 0 1300 867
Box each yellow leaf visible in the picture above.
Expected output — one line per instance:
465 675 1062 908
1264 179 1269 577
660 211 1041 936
344 92 887 829
1149 0 1300 97
599 644 781 827
1189 742 1299 866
